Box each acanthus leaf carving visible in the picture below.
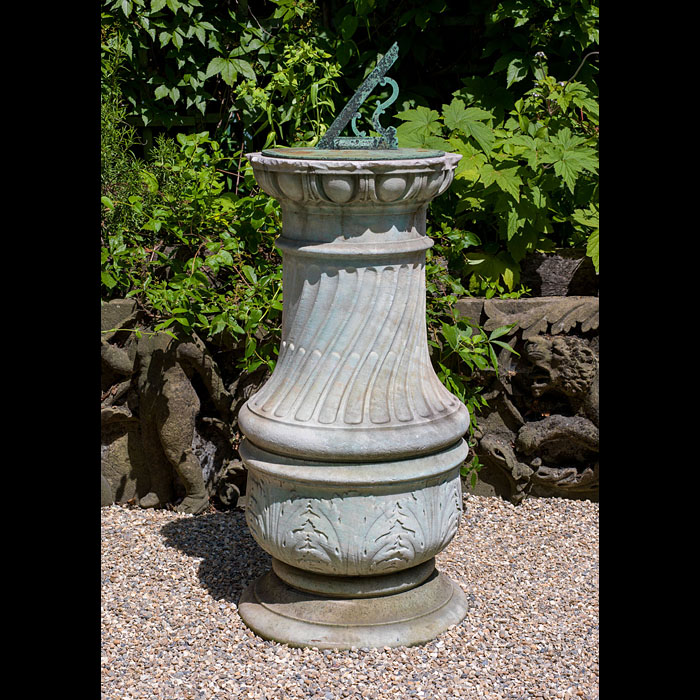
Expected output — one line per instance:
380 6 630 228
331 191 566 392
481 297 599 340
244 471 463 577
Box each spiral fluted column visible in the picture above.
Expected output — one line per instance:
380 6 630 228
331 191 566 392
237 150 469 649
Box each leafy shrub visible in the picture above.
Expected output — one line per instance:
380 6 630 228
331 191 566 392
396 54 599 294
101 84 283 374
101 0 598 474
101 0 343 153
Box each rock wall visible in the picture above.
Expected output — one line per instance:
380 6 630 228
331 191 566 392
454 296 599 503
100 299 252 513
101 291 599 510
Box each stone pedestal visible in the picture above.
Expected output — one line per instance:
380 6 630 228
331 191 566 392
237 149 469 648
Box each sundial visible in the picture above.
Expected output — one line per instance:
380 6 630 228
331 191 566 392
262 42 444 161
240 45 466 651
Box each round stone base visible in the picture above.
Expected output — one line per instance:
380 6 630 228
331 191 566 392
271 557 437 598
238 568 468 650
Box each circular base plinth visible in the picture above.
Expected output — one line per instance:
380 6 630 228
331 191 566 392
238 568 468 650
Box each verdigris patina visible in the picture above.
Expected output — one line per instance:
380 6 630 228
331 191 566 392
236 44 470 649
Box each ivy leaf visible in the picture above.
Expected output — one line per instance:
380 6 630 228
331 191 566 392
154 84 169 100
340 14 358 39
442 98 494 153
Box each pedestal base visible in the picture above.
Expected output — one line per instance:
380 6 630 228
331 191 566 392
238 566 468 650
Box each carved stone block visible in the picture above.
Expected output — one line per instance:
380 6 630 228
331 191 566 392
454 296 599 503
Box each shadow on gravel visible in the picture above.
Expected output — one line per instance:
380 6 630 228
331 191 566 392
159 507 271 605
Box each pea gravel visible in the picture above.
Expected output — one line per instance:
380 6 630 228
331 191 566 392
101 493 598 700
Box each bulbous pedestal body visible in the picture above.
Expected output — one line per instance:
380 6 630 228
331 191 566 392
237 149 469 648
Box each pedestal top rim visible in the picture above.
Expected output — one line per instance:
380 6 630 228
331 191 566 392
247 150 461 170
260 147 445 161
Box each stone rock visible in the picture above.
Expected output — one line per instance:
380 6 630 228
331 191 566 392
519 249 598 296
101 410 151 504
101 473 114 507
458 296 599 503
100 311 240 514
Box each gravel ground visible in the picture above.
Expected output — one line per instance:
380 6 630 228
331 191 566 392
101 493 598 700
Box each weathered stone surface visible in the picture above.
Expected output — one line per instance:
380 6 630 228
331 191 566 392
238 150 469 648
238 567 468 650
519 248 598 296
239 152 470 463
240 439 467 577
456 296 599 503
455 296 599 340
101 411 151 504
101 473 114 507
101 298 139 334
100 318 242 513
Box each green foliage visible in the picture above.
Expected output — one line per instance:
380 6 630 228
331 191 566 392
101 1 598 149
423 247 520 441
101 83 283 373
460 454 484 490
101 1 598 488
233 40 343 148
101 0 342 152
396 54 599 287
